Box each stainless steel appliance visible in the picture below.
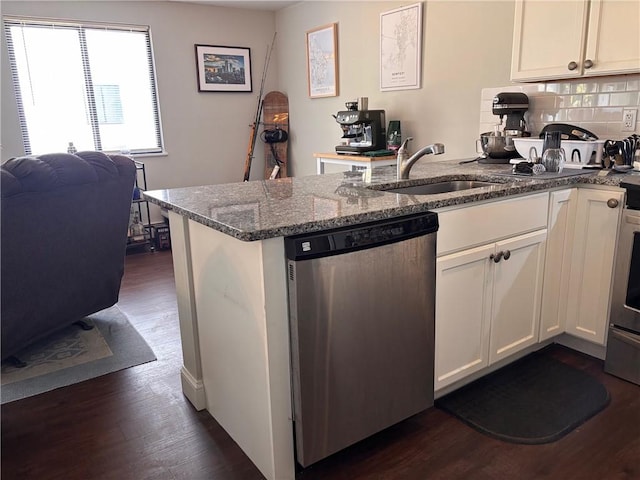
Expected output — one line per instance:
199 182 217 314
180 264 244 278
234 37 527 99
605 176 640 385
285 212 438 467
477 92 530 164
333 108 386 154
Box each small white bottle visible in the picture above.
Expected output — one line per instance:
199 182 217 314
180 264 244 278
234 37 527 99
129 211 146 241
67 142 77 154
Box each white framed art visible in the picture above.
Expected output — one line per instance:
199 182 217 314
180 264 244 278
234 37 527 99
380 2 423 91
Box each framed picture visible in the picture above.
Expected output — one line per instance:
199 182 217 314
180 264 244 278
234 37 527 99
195 44 252 92
380 2 423 91
306 23 339 98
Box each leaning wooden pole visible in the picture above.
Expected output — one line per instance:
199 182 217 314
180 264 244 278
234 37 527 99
243 32 277 182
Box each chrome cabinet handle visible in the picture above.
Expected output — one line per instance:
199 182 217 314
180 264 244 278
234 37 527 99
568 61 578 71
584 59 594 69
503 250 511 260
607 198 619 208
490 251 503 263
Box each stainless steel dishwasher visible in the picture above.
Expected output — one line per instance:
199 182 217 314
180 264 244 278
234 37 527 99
285 211 438 467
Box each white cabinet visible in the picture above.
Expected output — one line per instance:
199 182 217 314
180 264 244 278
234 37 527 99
511 0 640 81
435 229 547 391
540 189 578 341
565 188 624 345
489 231 546 364
433 187 626 391
435 244 493 390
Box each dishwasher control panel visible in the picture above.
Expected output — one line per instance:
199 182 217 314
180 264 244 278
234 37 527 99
285 212 438 261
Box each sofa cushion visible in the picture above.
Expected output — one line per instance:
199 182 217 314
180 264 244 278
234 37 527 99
76 151 121 181
1 153 100 196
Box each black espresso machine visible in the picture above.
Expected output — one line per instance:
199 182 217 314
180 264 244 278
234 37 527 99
334 108 386 154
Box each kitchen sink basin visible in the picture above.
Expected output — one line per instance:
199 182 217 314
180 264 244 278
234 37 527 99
384 180 501 195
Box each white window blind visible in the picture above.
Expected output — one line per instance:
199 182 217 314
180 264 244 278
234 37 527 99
4 17 164 155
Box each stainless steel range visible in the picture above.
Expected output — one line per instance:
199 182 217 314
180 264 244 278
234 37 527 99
605 175 640 385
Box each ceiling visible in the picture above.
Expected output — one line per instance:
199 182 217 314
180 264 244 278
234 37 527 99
169 0 300 11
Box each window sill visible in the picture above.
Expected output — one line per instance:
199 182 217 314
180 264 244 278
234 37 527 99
106 150 169 159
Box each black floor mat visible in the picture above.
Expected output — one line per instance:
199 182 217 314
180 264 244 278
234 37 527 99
435 351 610 444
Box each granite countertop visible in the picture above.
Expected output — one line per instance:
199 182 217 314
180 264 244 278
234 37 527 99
143 159 634 241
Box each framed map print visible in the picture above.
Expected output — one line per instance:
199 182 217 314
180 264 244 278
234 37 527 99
306 23 339 98
380 2 423 91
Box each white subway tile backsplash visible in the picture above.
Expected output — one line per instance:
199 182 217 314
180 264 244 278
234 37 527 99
601 81 628 92
479 73 640 139
611 92 639 106
596 94 610 107
570 95 584 107
567 108 585 121
627 79 639 91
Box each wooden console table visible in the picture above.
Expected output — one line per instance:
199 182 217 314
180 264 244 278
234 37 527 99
313 152 397 175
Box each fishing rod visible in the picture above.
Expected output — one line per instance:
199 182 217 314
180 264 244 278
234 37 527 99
243 32 277 182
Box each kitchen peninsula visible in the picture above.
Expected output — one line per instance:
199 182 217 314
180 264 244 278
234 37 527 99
144 160 627 480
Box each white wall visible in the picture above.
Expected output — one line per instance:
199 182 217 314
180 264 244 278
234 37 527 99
2 1 519 192
275 1 516 176
1 1 277 189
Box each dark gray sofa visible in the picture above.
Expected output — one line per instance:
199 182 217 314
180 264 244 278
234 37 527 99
1 151 137 360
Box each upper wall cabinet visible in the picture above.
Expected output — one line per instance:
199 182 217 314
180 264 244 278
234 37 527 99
511 0 640 82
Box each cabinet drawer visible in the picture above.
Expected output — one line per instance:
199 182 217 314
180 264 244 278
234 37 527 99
435 192 549 256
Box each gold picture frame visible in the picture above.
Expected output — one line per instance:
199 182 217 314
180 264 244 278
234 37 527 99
306 23 339 98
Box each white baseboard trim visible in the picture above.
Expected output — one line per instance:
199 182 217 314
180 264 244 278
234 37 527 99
181 366 206 411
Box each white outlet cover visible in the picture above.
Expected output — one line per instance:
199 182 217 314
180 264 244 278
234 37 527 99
622 108 638 132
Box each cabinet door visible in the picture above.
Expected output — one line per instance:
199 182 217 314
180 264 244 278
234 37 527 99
435 244 494 391
489 230 547 364
566 188 624 345
584 0 640 77
540 189 577 341
511 0 589 81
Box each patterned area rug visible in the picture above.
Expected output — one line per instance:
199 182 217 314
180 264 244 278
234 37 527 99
1 305 156 404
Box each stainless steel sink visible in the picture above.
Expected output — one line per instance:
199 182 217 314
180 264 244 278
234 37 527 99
384 180 500 195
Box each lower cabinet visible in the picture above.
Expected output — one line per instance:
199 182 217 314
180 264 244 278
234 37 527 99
564 188 624 345
434 186 623 392
435 229 547 391
540 189 578 341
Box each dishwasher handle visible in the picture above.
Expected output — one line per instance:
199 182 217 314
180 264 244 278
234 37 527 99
285 211 438 261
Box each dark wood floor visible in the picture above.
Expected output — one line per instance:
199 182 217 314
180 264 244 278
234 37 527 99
2 250 639 480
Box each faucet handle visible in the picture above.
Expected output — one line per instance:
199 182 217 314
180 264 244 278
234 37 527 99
399 137 413 152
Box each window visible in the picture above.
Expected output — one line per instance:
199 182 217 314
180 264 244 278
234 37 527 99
4 17 164 155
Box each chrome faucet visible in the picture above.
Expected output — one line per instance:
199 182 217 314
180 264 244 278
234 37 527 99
396 137 445 179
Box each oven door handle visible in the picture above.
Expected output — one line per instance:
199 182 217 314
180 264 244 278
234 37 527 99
610 327 640 347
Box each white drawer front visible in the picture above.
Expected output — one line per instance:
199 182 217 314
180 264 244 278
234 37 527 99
436 192 549 256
